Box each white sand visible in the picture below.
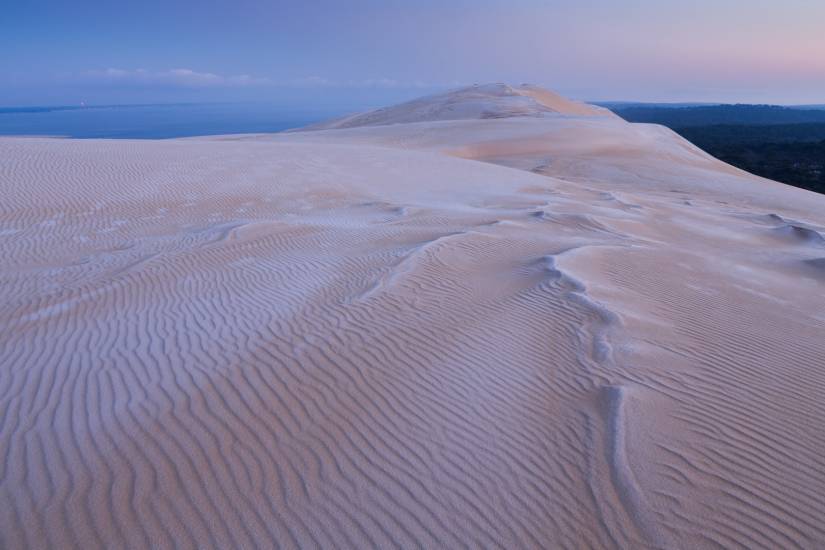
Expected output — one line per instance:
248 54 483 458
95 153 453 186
1 84 825 549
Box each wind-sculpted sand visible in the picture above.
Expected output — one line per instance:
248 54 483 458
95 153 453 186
1 84 825 549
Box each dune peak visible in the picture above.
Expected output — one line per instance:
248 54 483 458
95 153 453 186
301 83 615 130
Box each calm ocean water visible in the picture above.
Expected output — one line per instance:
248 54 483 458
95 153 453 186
0 103 346 139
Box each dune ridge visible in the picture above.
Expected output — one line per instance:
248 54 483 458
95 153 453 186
299 83 614 131
2 84 825 549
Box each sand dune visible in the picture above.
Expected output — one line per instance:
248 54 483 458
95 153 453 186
300 83 614 131
2 84 825 549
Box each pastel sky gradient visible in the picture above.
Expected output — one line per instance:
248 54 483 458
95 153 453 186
3 0 825 106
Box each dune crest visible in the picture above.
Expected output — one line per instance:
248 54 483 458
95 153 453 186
301 83 614 130
2 85 825 549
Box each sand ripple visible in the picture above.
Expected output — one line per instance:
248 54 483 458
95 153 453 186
2 116 825 549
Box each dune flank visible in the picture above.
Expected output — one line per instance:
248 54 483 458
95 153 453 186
1 84 825 549
300 83 615 131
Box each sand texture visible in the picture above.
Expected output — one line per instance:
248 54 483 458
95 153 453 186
2 85 825 549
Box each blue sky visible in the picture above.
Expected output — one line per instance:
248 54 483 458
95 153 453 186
3 0 825 106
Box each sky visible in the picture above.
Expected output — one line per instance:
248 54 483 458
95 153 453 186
3 0 825 106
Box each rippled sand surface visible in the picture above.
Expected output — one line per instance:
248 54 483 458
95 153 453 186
2 85 825 548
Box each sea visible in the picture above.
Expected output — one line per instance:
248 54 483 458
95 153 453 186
0 103 348 139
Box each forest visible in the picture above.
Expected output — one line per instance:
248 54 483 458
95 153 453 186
611 104 825 195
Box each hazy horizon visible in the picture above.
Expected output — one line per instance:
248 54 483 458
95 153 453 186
4 93 825 111
4 0 825 108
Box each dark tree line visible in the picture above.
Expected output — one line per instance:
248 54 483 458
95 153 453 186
613 105 825 195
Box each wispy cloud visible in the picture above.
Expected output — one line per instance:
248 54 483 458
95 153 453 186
80 68 271 88
73 68 459 92
285 76 457 89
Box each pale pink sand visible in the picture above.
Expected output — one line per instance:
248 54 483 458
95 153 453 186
1 84 825 548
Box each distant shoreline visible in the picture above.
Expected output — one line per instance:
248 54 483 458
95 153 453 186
0 102 341 139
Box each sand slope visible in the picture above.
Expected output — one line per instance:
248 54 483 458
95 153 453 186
300 83 615 131
2 85 825 549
